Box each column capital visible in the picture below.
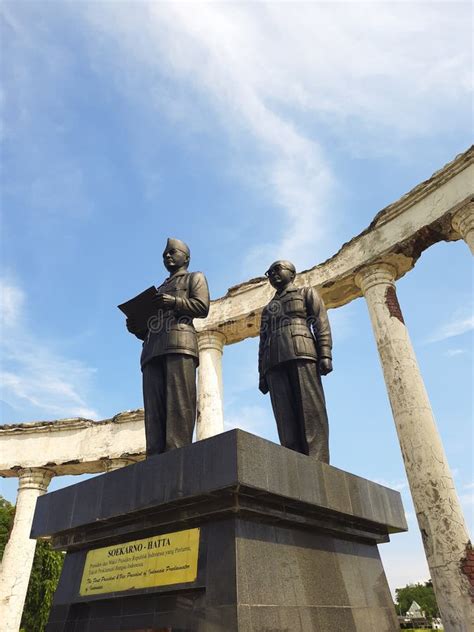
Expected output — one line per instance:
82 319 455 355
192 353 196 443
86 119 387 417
354 262 397 295
451 201 474 240
197 330 226 353
102 458 137 472
17 467 54 492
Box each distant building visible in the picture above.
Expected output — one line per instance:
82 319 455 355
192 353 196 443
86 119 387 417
398 602 442 630
407 600 424 618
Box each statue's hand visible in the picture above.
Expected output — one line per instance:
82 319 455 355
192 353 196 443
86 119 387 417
319 358 333 375
259 376 269 394
154 293 176 308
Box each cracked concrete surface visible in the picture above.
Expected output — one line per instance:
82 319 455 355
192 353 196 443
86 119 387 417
355 264 473 632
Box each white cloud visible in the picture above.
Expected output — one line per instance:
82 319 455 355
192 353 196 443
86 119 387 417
0 277 99 421
427 310 474 343
225 403 274 438
1 3 95 226
0 281 25 329
444 348 467 357
77 2 471 274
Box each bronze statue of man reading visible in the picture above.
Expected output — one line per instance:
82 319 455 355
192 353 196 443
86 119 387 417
126 238 210 456
258 260 333 462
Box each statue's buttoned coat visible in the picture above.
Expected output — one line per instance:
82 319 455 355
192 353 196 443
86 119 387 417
258 284 332 378
137 269 210 456
258 283 333 462
140 270 209 367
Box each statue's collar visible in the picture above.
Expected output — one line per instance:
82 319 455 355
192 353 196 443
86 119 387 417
274 283 298 299
165 269 188 281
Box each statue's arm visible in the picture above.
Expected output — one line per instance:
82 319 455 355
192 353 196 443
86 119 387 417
306 288 332 360
258 309 269 394
174 272 210 318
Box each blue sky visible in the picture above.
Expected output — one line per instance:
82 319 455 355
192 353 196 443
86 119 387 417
0 1 472 595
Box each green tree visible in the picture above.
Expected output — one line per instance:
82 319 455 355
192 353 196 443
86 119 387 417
395 580 439 618
0 495 64 632
0 495 15 558
20 541 64 632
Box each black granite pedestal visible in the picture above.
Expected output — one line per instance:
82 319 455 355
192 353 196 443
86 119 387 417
31 430 407 632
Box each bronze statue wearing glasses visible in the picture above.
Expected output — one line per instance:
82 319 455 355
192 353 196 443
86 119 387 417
258 260 333 462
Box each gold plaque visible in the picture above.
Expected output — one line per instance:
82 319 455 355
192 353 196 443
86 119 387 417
79 528 200 596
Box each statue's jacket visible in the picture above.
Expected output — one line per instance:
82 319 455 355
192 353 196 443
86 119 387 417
140 270 210 369
258 284 332 378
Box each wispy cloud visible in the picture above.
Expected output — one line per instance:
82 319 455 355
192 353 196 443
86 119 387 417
0 278 99 422
1 281 24 329
1 3 95 229
427 309 474 343
225 403 274 438
83 2 333 273
2 2 471 281
444 348 468 357
77 2 471 274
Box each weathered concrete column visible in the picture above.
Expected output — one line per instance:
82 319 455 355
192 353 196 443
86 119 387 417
355 263 473 632
0 467 54 632
197 330 226 440
452 202 474 254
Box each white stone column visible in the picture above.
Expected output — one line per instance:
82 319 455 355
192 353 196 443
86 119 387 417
197 331 226 440
452 202 474 255
0 468 54 632
355 263 473 632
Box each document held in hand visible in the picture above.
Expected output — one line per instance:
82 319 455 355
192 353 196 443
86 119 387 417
118 286 158 331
